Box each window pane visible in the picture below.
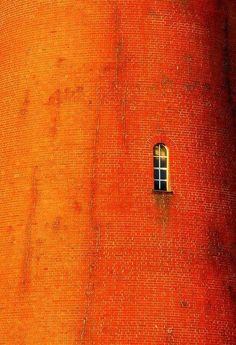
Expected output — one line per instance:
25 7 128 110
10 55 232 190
154 169 159 179
160 169 167 179
154 157 159 168
154 145 159 156
153 144 169 192
160 144 167 156
160 157 167 168
154 181 160 191
160 181 167 191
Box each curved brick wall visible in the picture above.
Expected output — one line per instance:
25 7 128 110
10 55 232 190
0 1 235 344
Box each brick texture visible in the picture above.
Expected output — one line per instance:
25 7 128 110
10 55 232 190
0 1 235 344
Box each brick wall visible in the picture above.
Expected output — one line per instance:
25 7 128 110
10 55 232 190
0 1 235 344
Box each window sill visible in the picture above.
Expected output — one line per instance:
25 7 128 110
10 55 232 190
152 190 173 194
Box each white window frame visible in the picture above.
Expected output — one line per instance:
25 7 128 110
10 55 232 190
153 144 169 191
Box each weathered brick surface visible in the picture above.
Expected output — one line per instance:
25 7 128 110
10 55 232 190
0 1 235 344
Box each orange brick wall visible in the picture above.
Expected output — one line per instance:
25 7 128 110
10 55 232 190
0 1 235 344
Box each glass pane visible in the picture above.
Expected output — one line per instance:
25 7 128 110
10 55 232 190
154 181 160 191
160 181 167 191
160 169 167 179
153 145 159 156
160 144 167 156
160 157 167 168
154 169 159 179
154 157 159 168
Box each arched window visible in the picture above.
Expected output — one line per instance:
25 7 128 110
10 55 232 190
153 143 169 191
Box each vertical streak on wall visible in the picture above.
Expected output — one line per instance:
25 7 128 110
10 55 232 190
80 113 102 345
114 3 128 148
225 0 236 117
19 166 39 294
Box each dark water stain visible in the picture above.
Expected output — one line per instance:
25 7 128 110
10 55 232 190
57 57 66 66
79 114 101 344
207 228 236 319
203 82 211 91
73 201 82 214
63 86 84 101
19 90 30 118
19 166 39 294
208 228 234 264
172 0 189 7
47 89 61 137
52 216 62 232
180 300 189 308
154 193 173 233
179 0 188 5
228 285 236 302
161 76 173 89
46 86 84 136
217 0 224 9
114 4 128 148
223 13 235 117
185 81 198 91
7 225 14 232
146 7 161 25
205 300 212 312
